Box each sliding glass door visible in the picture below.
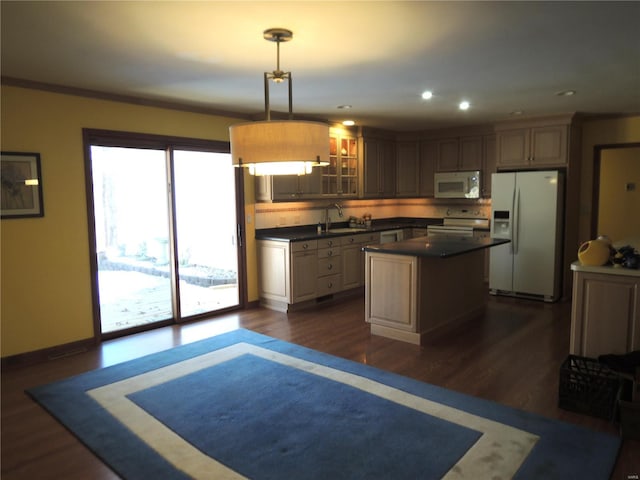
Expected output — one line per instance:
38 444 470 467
173 150 239 317
85 132 242 337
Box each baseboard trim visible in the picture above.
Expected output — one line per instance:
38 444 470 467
1 338 97 369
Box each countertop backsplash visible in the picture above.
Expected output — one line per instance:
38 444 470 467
254 198 491 230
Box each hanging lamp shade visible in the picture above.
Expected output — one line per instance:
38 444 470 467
230 28 330 176
230 120 329 176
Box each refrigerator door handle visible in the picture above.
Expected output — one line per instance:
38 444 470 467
513 188 520 255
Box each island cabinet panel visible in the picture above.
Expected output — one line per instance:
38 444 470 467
366 254 418 333
365 249 486 345
570 268 640 358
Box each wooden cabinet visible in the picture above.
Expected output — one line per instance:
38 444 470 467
418 140 437 197
255 169 322 202
570 264 640 358
436 136 483 172
322 129 358 197
360 136 396 198
257 232 379 311
341 241 363 290
396 141 420 197
291 249 318 303
436 138 460 171
341 232 380 290
497 125 568 168
482 135 496 197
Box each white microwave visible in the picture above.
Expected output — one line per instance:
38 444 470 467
434 171 481 199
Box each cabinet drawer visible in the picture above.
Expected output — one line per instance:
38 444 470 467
318 237 339 249
317 273 342 296
340 235 361 246
318 257 342 276
358 232 380 244
318 247 340 259
291 240 317 253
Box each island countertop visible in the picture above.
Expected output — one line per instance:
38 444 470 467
363 235 510 258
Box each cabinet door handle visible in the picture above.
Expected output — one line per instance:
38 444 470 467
303 243 308 249
328 264 333 270
328 282 333 288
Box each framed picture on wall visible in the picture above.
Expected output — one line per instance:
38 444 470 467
1 151 44 219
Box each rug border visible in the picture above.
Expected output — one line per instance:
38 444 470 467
26 328 621 480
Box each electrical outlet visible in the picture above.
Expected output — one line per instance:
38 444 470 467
279 216 286 225
626 182 636 192
294 216 301 224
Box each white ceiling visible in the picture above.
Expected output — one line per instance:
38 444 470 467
2 1 639 131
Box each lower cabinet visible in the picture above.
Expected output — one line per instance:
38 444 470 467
570 264 640 357
257 232 380 312
291 248 319 303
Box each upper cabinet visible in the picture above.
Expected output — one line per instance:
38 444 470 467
359 133 396 198
255 169 322 202
418 140 437 197
396 141 420 197
482 135 497 197
322 128 359 197
436 136 483 172
497 124 568 168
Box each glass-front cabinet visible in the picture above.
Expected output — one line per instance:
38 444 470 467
322 128 358 197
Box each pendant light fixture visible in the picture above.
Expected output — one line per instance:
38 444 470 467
230 28 330 176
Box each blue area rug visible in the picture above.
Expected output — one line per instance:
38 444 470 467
27 329 620 479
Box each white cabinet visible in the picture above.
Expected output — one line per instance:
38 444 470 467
497 125 568 168
570 264 640 357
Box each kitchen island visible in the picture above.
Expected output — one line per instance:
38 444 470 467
363 235 509 345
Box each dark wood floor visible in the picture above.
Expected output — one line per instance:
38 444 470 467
2 294 638 479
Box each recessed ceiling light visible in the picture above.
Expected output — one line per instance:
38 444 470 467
555 90 576 96
510 110 523 116
337 105 352 110
342 120 355 126
459 100 470 111
421 90 433 100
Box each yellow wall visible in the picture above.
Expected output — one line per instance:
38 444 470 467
1 85 258 358
597 147 640 244
579 116 640 244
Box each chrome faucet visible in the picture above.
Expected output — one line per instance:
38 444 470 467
324 203 343 232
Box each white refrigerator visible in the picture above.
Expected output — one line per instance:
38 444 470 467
489 170 564 302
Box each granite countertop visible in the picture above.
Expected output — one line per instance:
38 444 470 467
571 261 640 278
363 235 510 258
255 217 443 242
